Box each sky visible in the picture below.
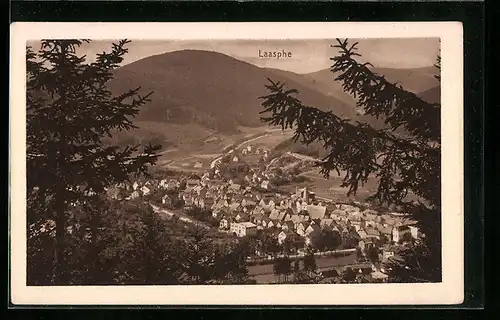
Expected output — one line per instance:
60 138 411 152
27 38 440 74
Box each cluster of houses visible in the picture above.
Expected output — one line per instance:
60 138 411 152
107 144 420 263
176 171 419 250
240 145 269 157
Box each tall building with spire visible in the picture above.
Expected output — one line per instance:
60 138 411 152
296 186 315 204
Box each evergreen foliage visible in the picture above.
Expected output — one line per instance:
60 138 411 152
26 39 252 285
260 39 441 283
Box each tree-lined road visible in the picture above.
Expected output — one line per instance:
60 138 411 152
247 252 358 283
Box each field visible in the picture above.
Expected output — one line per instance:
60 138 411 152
277 168 380 203
235 129 295 150
153 125 295 172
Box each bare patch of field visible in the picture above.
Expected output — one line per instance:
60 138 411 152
275 168 379 203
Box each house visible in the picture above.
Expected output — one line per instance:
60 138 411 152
212 198 225 210
275 221 283 229
212 208 226 219
140 185 151 196
350 219 364 231
203 197 215 209
127 190 141 200
281 220 295 231
219 217 230 230
260 180 270 189
132 181 139 190
267 220 276 229
229 202 241 212
183 196 194 208
229 183 241 191
242 199 256 208
304 223 321 237
106 187 122 200
329 224 341 233
258 198 267 207
377 225 393 241
235 212 250 222
392 225 412 243
296 186 314 202
252 212 264 225
309 218 321 226
364 213 378 222
277 230 301 245
261 216 271 228
211 159 221 169
289 212 301 221
384 217 397 227
161 194 172 206
306 204 327 220
276 211 287 221
194 197 205 209
364 220 377 228
194 161 203 168
347 263 373 275
357 229 368 239
304 230 321 246
382 246 397 261
365 227 381 240
268 199 276 208
409 225 419 239
371 270 389 282
232 155 239 162
296 222 307 236
269 209 281 220
289 215 301 225
358 239 376 252
230 222 257 237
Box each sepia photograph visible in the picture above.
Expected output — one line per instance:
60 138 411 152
10 22 464 305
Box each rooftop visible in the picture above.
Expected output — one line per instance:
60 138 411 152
237 222 257 228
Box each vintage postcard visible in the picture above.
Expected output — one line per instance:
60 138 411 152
10 22 463 305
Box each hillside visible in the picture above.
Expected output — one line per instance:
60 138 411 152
305 66 439 99
106 50 354 134
418 85 441 104
272 75 441 159
265 68 355 106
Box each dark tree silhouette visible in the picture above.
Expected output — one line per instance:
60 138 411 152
272 257 284 283
342 267 357 283
293 259 301 274
303 251 317 275
366 246 380 263
355 246 364 262
312 228 342 251
260 38 441 283
282 256 292 282
26 39 161 284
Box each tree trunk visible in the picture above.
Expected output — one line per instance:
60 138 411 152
53 199 66 285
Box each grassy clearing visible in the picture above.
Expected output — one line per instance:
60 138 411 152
275 168 379 202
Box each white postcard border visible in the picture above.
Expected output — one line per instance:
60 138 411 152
9 21 464 305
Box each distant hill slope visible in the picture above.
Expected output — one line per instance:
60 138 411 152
418 85 441 104
305 66 439 100
271 71 441 159
265 68 355 107
106 50 354 134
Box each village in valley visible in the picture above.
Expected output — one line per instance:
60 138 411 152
107 140 421 284
24 36 442 289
